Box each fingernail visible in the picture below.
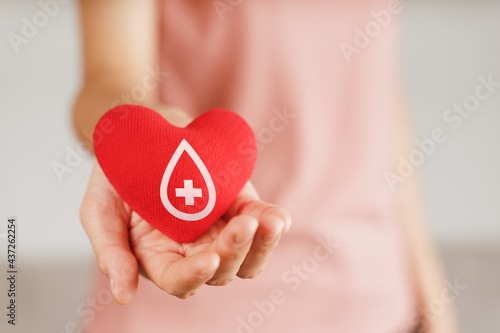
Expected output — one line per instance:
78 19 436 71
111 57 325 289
198 260 218 279
283 219 291 233
198 268 214 279
262 233 280 243
234 232 254 245
261 219 284 243
110 278 118 299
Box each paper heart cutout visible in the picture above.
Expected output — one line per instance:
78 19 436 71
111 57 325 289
94 105 257 243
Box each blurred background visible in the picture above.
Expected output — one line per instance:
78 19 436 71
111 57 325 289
0 0 499 332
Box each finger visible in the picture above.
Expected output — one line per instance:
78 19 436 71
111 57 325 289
223 182 260 219
206 215 259 286
138 250 220 299
80 166 139 305
224 183 292 233
237 214 284 278
237 198 292 233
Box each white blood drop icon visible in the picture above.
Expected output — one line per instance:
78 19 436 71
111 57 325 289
160 139 216 221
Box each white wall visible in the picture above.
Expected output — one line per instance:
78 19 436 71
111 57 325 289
0 0 93 261
0 0 499 263
402 0 500 243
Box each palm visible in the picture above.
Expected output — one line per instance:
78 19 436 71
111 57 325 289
130 212 227 258
128 207 239 279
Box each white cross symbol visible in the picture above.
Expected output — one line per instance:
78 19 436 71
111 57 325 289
175 179 202 206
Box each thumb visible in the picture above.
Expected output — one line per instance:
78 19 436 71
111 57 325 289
81 164 139 304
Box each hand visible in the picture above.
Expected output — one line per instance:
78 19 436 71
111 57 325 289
80 163 291 304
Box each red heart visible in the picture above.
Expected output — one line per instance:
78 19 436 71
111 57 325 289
94 105 257 243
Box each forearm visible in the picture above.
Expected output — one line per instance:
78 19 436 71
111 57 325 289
393 97 459 332
74 0 162 148
398 179 460 333
72 76 193 153
72 75 160 149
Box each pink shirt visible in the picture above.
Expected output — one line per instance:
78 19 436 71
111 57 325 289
87 1 417 332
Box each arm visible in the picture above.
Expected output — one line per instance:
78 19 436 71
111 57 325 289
394 99 460 332
74 0 158 138
74 0 291 304
73 0 189 144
